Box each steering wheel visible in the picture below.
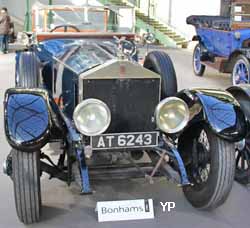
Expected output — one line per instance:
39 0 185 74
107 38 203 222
50 25 81 33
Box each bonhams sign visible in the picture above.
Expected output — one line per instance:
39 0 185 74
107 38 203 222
96 199 154 222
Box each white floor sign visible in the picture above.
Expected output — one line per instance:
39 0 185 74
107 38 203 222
96 199 154 222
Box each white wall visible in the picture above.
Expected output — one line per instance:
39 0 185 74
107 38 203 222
141 0 220 40
91 0 220 40
2 0 26 20
2 0 221 38
155 0 171 26
2 0 101 22
171 0 220 39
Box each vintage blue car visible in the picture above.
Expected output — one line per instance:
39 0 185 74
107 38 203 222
187 1 250 85
2 4 249 224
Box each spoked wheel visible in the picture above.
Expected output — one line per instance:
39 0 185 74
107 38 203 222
193 44 206 76
235 138 250 185
232 55 250 85
179 125 235 210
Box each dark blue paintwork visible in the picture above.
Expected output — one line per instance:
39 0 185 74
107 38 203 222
5 93 49 145
193 89 247 141
196 28 250 57
37 39 114 74
60 112 91 193
76 148 91 194
39 39 75 58
177 89 247 142
197 93 236 129
170 147 190 186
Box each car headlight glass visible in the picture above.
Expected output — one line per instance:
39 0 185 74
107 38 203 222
155 97 189 134
73 99 111 136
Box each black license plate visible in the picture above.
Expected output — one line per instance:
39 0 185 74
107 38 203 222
91 132 159 150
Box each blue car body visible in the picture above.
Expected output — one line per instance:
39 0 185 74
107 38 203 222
187 15 250 83
196 27 250 58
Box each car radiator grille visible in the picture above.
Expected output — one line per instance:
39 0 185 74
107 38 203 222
82 78 160 133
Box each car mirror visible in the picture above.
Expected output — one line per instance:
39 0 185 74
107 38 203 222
143 32 156 44
120 40 137 57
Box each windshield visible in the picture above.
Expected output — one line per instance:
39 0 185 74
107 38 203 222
40 39 115 74
33 5 135 33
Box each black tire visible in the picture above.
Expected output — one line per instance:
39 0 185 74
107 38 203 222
193 44 206 76
12 149 41 224
231 55 250 85
143 51 177 98
179 125 235 210
16 51 40 88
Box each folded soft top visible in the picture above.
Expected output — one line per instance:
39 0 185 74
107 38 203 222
187 15 231 30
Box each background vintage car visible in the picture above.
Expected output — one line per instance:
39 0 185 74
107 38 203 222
187 1 250 85
2 4 249 225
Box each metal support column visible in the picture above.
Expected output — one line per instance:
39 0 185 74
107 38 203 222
220 0 232 17
168 0 172 26
24 0 31 31
148 0 151 18
137 0 140 8
48 0 53 28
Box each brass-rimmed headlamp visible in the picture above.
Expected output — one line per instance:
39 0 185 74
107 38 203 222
73 99 111 136
155 97 189 134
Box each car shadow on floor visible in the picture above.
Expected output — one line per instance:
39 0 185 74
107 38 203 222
40 206 69 222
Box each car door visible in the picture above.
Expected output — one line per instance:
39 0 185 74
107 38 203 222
197 28 216 53
212 30 233 57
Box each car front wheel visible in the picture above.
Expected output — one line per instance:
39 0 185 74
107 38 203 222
12 149 41 224
179 125 235 210
143 51 177 98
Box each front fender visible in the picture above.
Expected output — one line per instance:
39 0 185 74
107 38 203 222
177 89 247 142
4 88 52 152
227 85 250 130
192 35 201 42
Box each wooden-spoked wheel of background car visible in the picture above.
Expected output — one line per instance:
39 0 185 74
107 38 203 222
235 138 250 185
193 44 206 77
178 124 235 210
232 55 250 85
12 149 41 224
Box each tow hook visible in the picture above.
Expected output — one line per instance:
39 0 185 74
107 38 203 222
3 154 12 176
